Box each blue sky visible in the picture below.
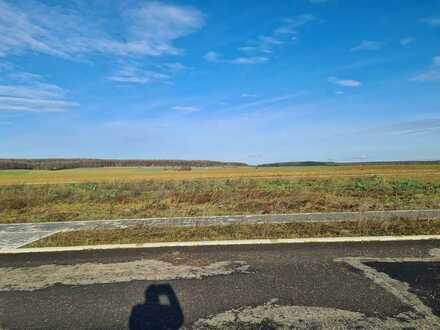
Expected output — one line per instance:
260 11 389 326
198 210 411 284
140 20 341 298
0 0 439 164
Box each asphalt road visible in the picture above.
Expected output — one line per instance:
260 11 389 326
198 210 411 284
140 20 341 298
1 240 440 329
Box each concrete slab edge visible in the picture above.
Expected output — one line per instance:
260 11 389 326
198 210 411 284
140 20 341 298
2 209 440 233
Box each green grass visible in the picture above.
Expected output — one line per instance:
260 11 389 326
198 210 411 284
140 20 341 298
26 218 440 248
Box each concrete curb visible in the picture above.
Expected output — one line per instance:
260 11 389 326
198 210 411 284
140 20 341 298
2 235 440 254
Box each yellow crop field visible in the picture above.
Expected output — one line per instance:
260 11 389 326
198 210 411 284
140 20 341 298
1 164 440 185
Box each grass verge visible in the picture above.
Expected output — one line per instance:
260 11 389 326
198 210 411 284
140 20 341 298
25 218 440 248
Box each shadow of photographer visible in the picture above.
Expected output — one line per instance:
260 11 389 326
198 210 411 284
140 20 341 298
129 284 184 330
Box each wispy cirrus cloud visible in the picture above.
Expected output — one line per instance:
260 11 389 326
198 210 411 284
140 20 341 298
411 71 440 82
350 40 383 52
366 119 440 136
252 14 316 51
172 105 200 113
275 14 316 35
162 62 187 73
229 56 269 65
0 85 77 112
108 59 189 85
328 77 362 87
0 96 77 112
205 14 316 65
411 56 440 82
0 0 204 59
222 93 304 112
108 64 170 84
0 65 77 112
203 51 268 65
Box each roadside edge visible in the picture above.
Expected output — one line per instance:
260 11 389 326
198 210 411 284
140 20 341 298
2 234 440 254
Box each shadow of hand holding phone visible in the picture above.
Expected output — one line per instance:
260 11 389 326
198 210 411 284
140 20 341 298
129 284 184 330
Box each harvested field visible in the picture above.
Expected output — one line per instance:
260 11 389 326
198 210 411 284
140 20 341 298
1 166 440 224
1 165 440 185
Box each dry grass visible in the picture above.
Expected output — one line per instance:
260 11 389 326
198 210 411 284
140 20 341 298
1 175 440 224
26 218 440 248
1 165 440 185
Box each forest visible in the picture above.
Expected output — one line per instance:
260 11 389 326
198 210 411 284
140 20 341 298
0 159 248 170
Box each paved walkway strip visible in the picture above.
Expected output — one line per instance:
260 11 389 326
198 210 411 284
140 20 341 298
4 235 440 254
1 209 440 250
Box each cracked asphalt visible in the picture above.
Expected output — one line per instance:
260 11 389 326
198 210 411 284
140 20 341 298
1 240 440 329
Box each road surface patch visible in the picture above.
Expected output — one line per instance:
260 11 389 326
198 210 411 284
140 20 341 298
367 261 440 317
190 255 440 329
0 259 250 291
188 302 437 329
337 256 440 327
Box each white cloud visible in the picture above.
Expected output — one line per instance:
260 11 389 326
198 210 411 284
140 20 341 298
338 80 361 87
0 69 77 112
0 86 77 112
172 105 199 113
335 91 344 95
400 37 415 46
204 51 221 62
328 77 361 87
0 0 204 58
0 83 64 99
230 56 269 65
275 15 316 34
420 17 440 27
241 93 257 98
108 61 187 85
125 2 204 56
208 14 316 65
223 93 304 112
411 56 440 82
259 36 283 45
350 40 383 52
162 62 187 73
204 52 268 65
411 71 440 82
6 71 44 83
108 64 170 84
0 96 76 111
238 46 258 53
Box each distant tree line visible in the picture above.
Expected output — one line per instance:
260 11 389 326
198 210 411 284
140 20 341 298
257 160 440 167
0 159 248 170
